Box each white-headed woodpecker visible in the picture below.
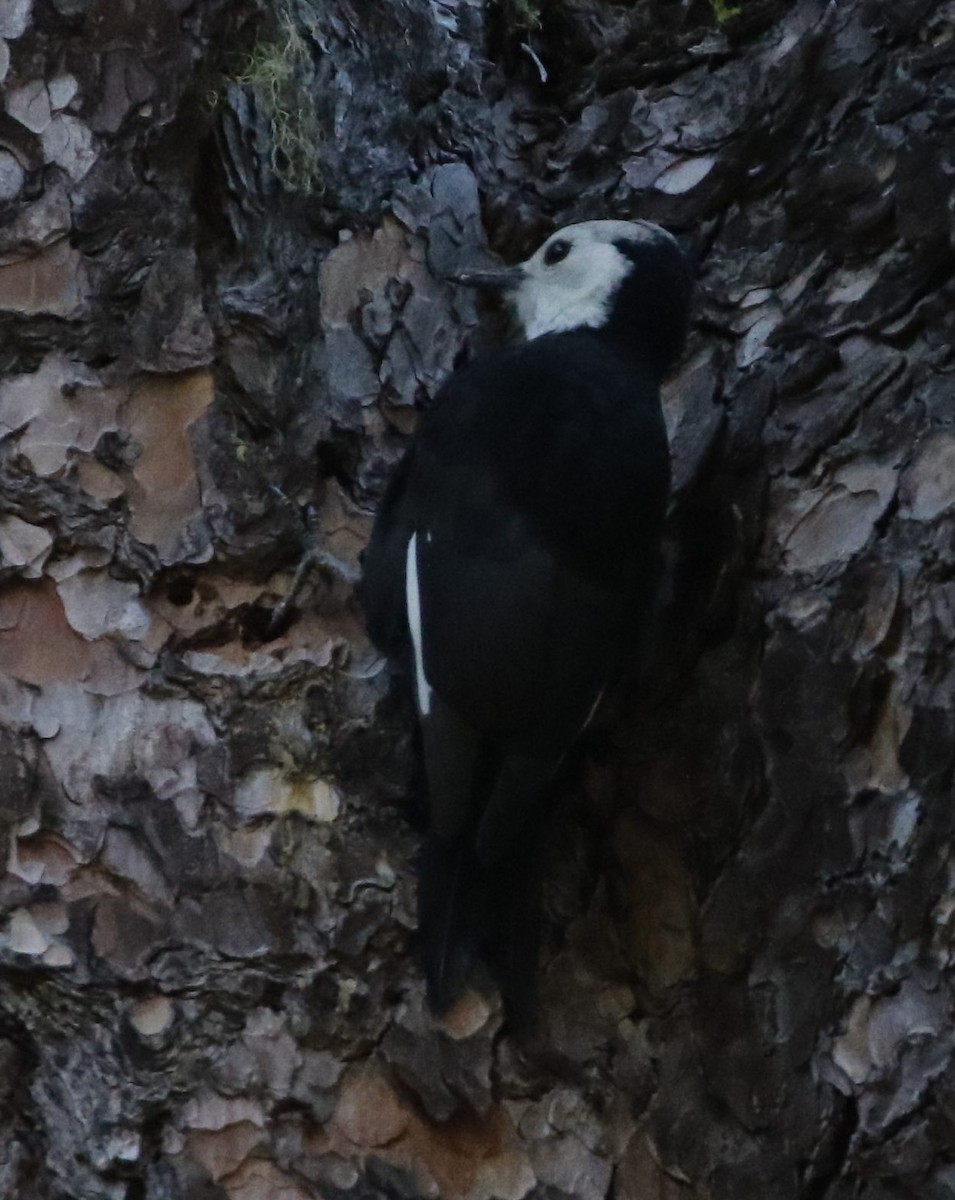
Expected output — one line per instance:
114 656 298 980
359 220 693 1019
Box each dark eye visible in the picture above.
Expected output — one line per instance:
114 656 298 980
543 238 571 266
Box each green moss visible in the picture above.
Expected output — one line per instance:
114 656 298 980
234 4 324 194
495 0 542 31
510 0 543 27
709 0 742 22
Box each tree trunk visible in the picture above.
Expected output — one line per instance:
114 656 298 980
1 0 953 1196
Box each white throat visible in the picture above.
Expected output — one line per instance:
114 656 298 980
515 271 627 338
512 240 632 340
506 219 674 341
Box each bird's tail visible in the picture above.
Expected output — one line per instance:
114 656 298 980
417 827 545 1024
417 832 483 1014
482 833 544 1028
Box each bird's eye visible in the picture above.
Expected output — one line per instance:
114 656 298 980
543 239 571 266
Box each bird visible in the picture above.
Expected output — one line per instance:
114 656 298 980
358 219 693 1021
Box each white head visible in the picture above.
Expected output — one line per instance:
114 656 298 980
452 218 692 371
511 220 679 340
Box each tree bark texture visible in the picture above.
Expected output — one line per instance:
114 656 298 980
1 0 954 1197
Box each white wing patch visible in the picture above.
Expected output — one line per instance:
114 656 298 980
580 686 606 733
405 531 432 717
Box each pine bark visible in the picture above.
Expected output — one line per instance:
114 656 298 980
0 0 953 1197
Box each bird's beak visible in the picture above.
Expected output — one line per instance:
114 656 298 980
449 264 525 291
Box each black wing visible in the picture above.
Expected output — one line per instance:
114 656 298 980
360 332 670 1012
358 449 417 661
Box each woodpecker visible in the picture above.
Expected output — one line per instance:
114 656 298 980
359 220 693 1019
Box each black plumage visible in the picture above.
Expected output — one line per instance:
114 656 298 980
359 220 693 1018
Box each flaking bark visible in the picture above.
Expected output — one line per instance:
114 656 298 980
0 0 953 1197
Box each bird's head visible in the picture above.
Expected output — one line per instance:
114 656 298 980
453 219 693 375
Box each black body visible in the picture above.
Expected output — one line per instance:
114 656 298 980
360 231 691 1018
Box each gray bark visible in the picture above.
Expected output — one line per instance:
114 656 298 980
0 0 953 1197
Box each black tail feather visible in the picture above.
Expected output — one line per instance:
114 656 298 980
418 825 546 1022
483 834 545 1029
417 833 482 1013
